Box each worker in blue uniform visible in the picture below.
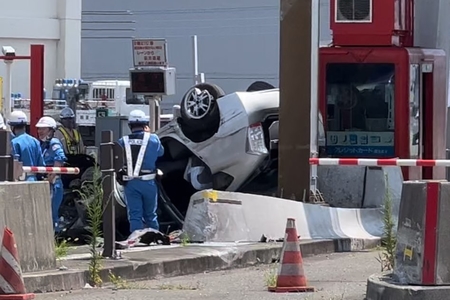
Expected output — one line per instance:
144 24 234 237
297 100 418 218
36 116 67 231
117 109 164 233
7 111 44 181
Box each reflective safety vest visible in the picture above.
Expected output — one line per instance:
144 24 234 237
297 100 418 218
122 132 154 181
59 127 82 155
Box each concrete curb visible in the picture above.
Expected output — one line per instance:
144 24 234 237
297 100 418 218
24 238 379 293
366 273 450 300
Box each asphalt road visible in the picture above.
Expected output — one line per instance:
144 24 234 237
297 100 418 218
37 250 381 300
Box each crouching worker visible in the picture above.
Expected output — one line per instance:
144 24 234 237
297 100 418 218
117 109 164 233
36 116 67 231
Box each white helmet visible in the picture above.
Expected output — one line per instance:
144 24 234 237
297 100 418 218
8 111 28 126
0 114 6 129
60 107 75 119
36 116 57 129
128 109 149 125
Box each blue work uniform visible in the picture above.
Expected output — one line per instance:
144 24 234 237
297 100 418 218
11 132 45 181
9 132 15 158
41 138 66 230
118 130 164 232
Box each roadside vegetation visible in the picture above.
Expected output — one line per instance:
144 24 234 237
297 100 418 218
376 174 397 271
265 263 278 288
55 238 69 264
76 165 104 287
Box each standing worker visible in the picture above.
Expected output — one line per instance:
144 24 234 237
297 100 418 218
54 107 85 155
117 109 164 233
36 116 67 231
7 111 44 181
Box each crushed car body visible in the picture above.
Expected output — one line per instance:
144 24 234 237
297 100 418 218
155 83 280 216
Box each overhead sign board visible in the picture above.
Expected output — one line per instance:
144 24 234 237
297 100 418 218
132 38 168 67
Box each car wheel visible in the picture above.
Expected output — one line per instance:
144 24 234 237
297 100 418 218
180 83 225 130
246 81 275 92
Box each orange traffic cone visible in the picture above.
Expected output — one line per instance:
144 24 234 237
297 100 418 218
0 228 35 300
268 218 314 293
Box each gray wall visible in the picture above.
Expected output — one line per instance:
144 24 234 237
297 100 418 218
81 0 332 112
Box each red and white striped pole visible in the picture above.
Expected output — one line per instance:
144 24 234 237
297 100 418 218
22 166 80 174
309 158 450 167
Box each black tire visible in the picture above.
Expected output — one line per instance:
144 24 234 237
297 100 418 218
246 81 275 92
180 83 225 130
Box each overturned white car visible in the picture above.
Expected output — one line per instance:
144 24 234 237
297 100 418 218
155 82 280 217
59 82 326 241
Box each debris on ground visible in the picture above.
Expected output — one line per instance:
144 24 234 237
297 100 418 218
115 228 171 249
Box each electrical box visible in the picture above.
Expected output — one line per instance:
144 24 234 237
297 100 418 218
129 67 176 96
95 116 130 148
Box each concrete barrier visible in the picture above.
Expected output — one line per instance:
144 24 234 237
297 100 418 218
183 190 384 242
318 165 402 216
0 182 56 272
394 180 450 285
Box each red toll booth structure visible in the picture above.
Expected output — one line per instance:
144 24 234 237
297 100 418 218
319 0 447 180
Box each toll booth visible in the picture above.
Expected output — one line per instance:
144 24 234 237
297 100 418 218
320 0 447 180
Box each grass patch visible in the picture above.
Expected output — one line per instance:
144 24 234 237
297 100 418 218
376 174 397 271
108 270 131 290
75 165 104 287
55 239 69 260
265 263 278 288
155 282 200 290
180 234 190 246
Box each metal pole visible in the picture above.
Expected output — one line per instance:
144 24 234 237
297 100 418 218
67 86 78 117
3 61 12 121
0 130 13 181
153 97 161 131
100 130 116 258
309 0 320 195
192 35 199 85
30 45 44 138
148 97 160 132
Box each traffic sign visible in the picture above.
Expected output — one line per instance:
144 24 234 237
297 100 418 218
132 39 168 67
96 108 109 118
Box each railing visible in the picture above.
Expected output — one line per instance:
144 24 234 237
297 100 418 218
12 98 116 110
309 158 450 167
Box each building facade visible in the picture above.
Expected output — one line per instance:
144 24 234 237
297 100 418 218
81 0 334 111
81 0 450 112
0 0 81 98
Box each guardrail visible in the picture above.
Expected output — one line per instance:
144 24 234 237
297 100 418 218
309 158 449 167
12 98 116 110
22 166 80 174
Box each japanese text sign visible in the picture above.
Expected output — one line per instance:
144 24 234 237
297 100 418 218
132 39 167 67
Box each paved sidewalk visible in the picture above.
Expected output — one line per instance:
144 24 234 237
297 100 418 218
23 238 378 292
36 251 381 300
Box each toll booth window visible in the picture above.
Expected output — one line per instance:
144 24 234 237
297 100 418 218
125 88 149 105
325 63 395 158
